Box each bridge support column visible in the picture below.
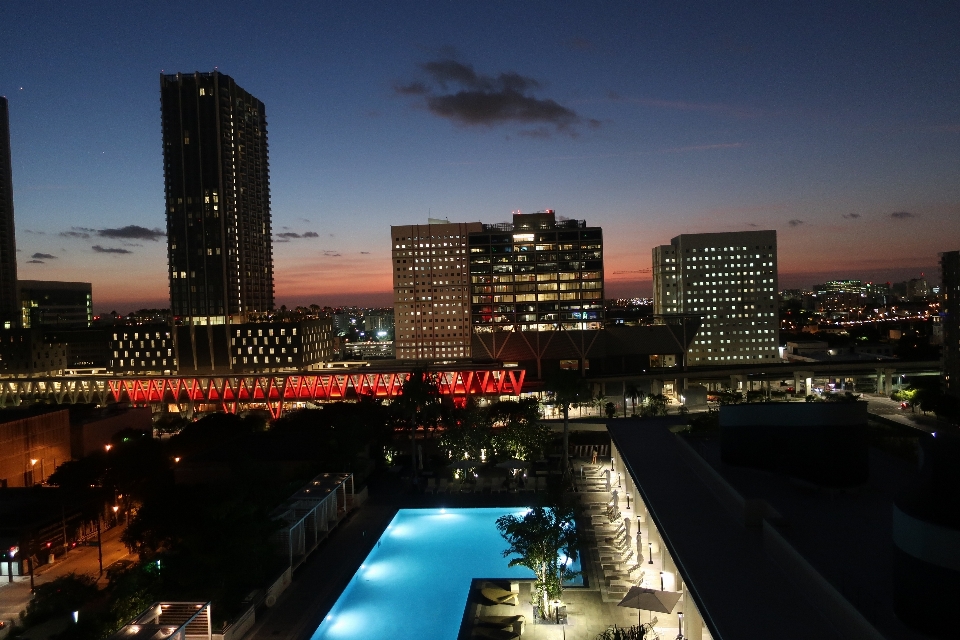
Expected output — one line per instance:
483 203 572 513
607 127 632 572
793 371 814 397
730 374 745 391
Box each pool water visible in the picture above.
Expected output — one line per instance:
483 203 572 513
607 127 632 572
310 507 580 640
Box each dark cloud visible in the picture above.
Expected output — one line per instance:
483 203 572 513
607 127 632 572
60 230 91 239
360 251 370 255
398 59 594 136
92 245 132 254
25 229 45 235
31 252 57 260
747 223 759 228
98 225 164 241
26 259 45 264
323 250 342 257
890 211 916 219
842 213 861 219
276 231 319 240
788 219 804 227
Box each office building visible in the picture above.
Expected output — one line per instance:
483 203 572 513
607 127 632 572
0 98 18 329
161 71 274 324
19 280 92 328
468 210 604 333
942 250 960 401
0 329 67 376
228 318 334 372
392 221 480 360
653 230 779 365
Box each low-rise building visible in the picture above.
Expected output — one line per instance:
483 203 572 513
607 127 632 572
0 329 67 376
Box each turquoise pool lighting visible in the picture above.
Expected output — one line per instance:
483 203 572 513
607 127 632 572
310 507 580 640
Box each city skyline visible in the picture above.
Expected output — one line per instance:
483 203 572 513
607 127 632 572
1 2 958 313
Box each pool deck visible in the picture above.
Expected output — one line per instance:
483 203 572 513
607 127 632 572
247 473 656 640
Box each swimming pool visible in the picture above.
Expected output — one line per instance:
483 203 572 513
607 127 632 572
310 507 579 640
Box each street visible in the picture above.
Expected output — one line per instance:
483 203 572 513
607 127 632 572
0 524 134 626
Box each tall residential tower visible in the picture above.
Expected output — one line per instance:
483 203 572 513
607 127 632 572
653 231 779 365
0 97 19 328
161 71 274 324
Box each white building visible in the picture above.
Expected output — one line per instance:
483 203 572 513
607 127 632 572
653 230 779 365
391 221 481 360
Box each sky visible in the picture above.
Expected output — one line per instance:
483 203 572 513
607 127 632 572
1 1 958 313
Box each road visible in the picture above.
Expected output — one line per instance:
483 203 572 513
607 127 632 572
0 524 134 626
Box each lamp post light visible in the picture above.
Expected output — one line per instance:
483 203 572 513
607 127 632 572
678 612 684 638
648 541 653 564
626 492 631 510
660 571 664 591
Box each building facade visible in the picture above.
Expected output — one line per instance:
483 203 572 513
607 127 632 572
468 211 604 334
392 221 480 360
110 324 176 374
653 230 779 365
0 329 67 376
942 251 960 401
0 98 19 329
161 71 274 323
19 280 92 328
229 318 334 372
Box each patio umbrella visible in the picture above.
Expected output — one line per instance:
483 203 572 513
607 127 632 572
617 586 682 626
495 458 528 470
447 459 479 470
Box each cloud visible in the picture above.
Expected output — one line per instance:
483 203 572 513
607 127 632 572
322 250 342 257
747 223 759 228
25 229 45 235
26 259 45 264
98 225 164 241
788 219 804 227
662 142 744 153
31 252 57 260
890 211 916 219
398 59 595 136
60 230 91 239
360 251 370 255
842 213 861 219
92 245 132 254
276 231 319 240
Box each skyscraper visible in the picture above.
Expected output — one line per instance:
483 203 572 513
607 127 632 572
468 210 604 332
653 230 779 365
0 97 19 329
392 221 480 360
161 71 274 324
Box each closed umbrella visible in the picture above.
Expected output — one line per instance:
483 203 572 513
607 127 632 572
611 490 619 510
636 530 643 562
617 586 682 626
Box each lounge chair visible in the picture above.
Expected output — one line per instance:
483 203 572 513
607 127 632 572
438 479 449 493
473 478 486 493
476 615 524 635
472 628 519 640
449 480 462 493
425 478 436 494
480 585 518 606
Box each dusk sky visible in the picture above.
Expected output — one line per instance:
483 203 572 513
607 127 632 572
1 1 958 313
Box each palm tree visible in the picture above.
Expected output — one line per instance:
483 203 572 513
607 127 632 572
496 504 579 616
625 383 642 417
542 370 592 474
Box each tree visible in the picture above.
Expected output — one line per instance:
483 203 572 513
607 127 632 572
641 393 669 417
542 370 592 474
489 398 552 462
391 368 441 483
496 504 579 616
625 384 643 417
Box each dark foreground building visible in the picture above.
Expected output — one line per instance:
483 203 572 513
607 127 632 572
942 250 960 402
0 97 19 329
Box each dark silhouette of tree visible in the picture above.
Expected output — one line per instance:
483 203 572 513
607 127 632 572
542 370 591 473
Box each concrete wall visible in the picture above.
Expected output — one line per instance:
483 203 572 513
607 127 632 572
0 409 71 487
70 407 153 458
